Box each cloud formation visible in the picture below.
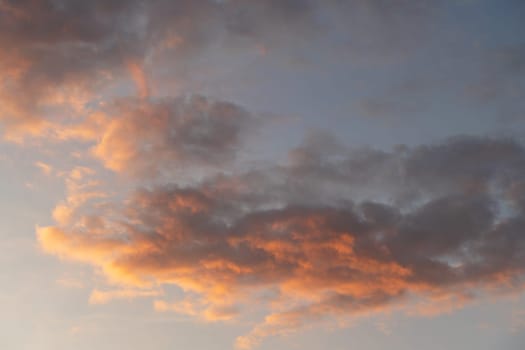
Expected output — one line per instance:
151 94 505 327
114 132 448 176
38 134 525 348
0 0 445 139
89 96 254 176
2 1 522 348
0 0 143 137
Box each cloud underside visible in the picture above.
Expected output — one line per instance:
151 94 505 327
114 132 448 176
38 134 525 348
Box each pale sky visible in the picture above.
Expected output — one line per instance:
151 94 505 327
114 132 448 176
1 1 525 349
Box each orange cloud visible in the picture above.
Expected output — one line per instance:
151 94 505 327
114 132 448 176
0 1 139 140
37 133 525 349
35 161 53 176
2 2 520 348
88 96 253 176
127 61 150 99
37 226 124 264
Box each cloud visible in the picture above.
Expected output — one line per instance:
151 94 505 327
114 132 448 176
34 161 53 176
84 95 254 177
0 0 445 139
6 1 522 348
51 167 106 226
89 288 163 305
38 134 525 348
126 61 150 99
0 0 144 138
26 93 254 179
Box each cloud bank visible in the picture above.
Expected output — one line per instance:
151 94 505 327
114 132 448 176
38 132 525 348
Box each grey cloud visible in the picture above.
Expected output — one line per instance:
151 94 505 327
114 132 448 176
45 133 525 308
91 95 254 176
37 132 525 348
0 0 145 131
0 0 448 134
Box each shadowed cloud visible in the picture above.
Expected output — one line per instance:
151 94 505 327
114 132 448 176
38 133 525 348
88 95 254 176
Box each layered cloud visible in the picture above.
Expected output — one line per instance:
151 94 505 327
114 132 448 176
37 133 525 348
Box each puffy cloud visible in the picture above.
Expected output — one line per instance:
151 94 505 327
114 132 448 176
31 93 254 179
84 95 254 176
38 134 525 348
50 167 107 226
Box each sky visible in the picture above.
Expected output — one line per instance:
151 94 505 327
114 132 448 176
1 0 525 349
